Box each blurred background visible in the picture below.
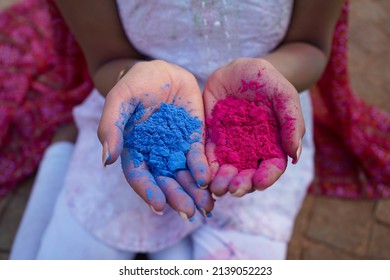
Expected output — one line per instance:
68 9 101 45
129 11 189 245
0 0 389 260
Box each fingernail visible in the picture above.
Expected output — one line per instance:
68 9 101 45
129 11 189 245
199 208 213 218
150 205 164 216
292 139 302 165
212 193 222 200
232 189 246 197
102 141 110 167
178 211 195 222
198 183 208 190
197 179 208 189
178 211 188 220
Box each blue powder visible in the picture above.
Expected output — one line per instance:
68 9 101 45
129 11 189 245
123 103 202 178
146 188 153 201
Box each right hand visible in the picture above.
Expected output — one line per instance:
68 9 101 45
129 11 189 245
97 60 213 219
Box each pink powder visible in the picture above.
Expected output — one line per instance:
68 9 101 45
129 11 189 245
207 95 284 170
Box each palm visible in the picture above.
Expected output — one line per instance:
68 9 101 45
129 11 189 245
98 60 213 219
203 58 305 197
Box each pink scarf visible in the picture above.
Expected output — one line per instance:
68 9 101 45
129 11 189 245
0 0 92 198
309 2 390 199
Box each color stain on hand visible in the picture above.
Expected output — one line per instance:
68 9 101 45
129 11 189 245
123 103 202 177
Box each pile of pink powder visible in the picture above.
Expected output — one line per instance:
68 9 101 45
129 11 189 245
207 95 284 170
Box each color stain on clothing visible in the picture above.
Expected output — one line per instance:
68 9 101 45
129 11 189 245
207 93 284 170
123 103 202 177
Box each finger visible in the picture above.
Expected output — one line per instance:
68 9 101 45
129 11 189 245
228 169 256 197
176 170 214 217
98 81 137 166
156 176 196 221
272 89 305 164
172 72 211 187
205 141 220 180
121 148 166 214
252 157 287 191
186 142 211 188
209 164 238 199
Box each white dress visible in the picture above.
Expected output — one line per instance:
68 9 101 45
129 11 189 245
64 0 314 259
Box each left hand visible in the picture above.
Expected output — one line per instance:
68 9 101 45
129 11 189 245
203 58 305 198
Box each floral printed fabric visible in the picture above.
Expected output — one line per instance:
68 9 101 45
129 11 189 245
0 0 92 198
308 2 390 199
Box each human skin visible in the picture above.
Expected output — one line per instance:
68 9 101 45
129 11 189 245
55 0 345 214
104 60 213 217
54 1 214 219
203 0 345 198
204 58 304 197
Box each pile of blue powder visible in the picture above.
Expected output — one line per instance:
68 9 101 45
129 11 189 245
123 103 202 178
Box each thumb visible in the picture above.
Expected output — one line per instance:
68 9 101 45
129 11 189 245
98 123 124 167
97 82 136 166
279 114 304 164
271 88 305 164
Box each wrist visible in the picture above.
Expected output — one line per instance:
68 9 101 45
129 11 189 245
116 59 150 82
93 59 141 97
117 64 133 82
262 43 327 92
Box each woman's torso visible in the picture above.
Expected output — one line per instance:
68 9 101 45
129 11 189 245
65 0 299 252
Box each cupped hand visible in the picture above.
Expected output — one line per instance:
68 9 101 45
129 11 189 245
203 58 305 198
98 60 213 219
